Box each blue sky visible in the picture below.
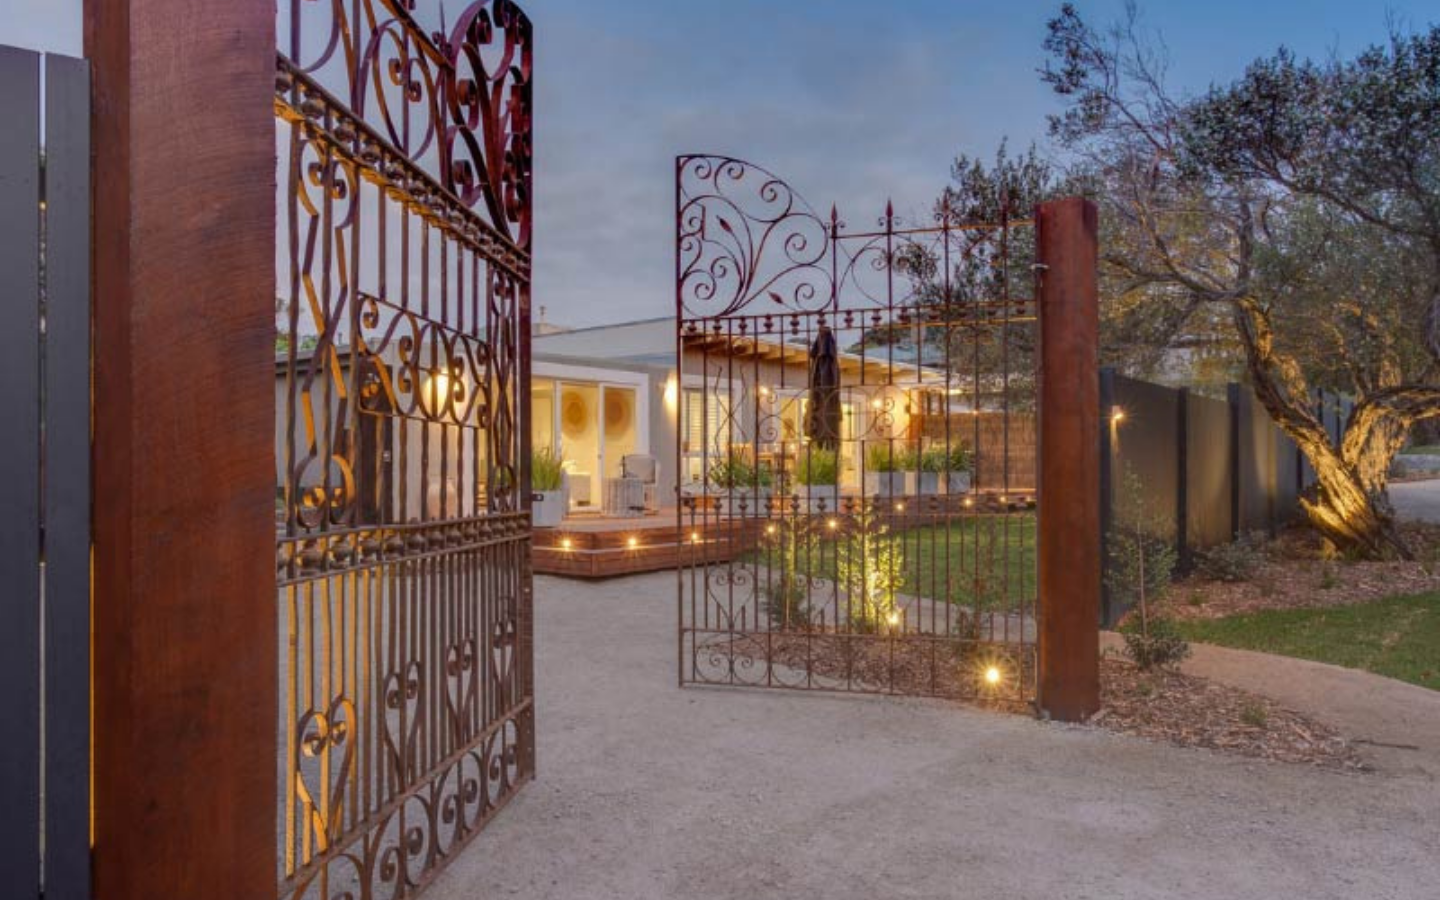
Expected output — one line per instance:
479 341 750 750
3 0 1436 326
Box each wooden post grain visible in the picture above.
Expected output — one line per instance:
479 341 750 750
86 3 276 898
1036 197 1101 722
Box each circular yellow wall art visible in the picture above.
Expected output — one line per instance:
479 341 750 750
560 389 592 440
604 390 634 437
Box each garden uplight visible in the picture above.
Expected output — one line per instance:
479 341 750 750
984 665 1002 686
1111 407 1126 424
826 518 838 530
627 536 639 549
560 537 573 551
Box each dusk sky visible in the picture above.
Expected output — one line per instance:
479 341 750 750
3 0 1436 327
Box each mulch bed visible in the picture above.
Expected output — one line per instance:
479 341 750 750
713 631 1035 712
713 629 1369 769
1160 522 1440 622
1092 657 1369 771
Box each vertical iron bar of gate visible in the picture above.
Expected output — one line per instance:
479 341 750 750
1035 197 1101 722
0 44 41 900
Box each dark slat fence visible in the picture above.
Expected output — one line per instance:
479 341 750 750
0 46 91 900
1099 368 1351 626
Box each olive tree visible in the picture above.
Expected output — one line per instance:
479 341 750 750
1042 3 1440 557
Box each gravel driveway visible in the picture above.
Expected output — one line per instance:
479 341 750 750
426 571 1438 900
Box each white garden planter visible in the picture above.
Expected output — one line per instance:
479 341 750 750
800 485 841 515
532 489 567 528
906 472 940 496
716 488 772 518
864 472 907 497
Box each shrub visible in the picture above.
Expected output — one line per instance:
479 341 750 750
835 505 905 632
708 450 773 489
765 518 816 629
1119 616 1191 671
1106 467 1177 613
532 446 565 491
865 443 899 473
920 447 950 473
893 445 921 471
796 447 839 486
1198 531 1268 582
945 445 973 472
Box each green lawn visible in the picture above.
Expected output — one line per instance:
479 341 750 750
749 513 1037 611
1175 592 1440 690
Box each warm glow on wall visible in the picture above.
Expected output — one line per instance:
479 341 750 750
663 375 679 415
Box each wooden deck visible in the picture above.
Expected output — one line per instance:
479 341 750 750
532 509 767 578
531 491 1036 578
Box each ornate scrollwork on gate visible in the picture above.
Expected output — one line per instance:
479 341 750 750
676 155 1039 707
276 3 534 897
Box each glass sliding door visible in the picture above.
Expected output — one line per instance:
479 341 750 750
601 386 638 478
558 382 600 508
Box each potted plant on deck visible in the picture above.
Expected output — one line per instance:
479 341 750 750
708 450 773 518
531 446 568 527
863 444 905 497
943 445 973 495
916 446 945 496
795 446 840 514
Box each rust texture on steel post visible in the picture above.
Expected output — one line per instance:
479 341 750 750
1036 196 1101 722
86 2 277 899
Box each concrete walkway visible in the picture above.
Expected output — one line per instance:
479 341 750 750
427 572 1437 900
1389 479 1440 523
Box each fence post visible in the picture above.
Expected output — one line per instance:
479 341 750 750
86 3 276 899
1036 197 1101 722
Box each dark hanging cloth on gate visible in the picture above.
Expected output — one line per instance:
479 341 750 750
805 325 841 451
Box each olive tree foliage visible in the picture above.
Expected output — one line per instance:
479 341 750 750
863 143 1056 403
1042 2 1440 557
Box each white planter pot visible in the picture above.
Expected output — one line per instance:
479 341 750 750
905 472 940 496
864 472 906 497
716 488 772 518
945 471 972 495
801 485 841 515
532 489 567 528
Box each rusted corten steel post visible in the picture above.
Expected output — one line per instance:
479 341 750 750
87 2 276 899
1036 197 1102 722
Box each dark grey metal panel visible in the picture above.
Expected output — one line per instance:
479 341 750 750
0 43 42 900
1110 374 1180 542
43 52 91 900
1185 391 1233 548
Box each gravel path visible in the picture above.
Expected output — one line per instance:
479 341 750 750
424 571 1438 900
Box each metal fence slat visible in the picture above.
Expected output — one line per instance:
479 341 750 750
43 51 92 900
0 43 42 900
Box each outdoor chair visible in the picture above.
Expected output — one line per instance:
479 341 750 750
621 453 660 513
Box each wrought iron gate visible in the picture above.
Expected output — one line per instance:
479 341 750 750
275 3 534 897
676 156 1039 705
